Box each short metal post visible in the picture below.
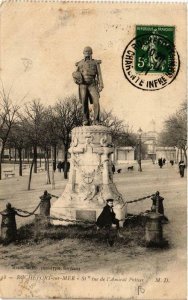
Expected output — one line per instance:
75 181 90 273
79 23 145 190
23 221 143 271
1 203 17 244
40 200 51 217
145 212 164 246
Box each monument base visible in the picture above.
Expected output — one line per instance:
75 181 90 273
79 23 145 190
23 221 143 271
51 125 126 226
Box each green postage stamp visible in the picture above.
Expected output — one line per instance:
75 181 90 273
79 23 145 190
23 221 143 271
135 25 175 74
122 25 180 90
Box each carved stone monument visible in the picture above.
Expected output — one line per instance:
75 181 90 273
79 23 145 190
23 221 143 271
51 125 126 226
51 47 126 225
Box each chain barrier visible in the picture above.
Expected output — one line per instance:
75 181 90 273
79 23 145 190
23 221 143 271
47 213 140 225
0 193 154 224
121 193 155 209
2 205 140 225
14 202 42 218
13 194 58 218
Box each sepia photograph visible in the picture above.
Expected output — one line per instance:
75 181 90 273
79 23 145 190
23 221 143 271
0 2 187 299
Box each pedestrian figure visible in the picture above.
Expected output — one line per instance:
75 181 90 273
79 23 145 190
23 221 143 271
1 203 17 244
96 199 120 246
112 163 115 174
61 161 65 173
163 158 166 165
170 160 174 166
61 160 70 178
158 158 163 168
57 161 62 172
151 191 168 223
39 190 58 217
179 161 185 178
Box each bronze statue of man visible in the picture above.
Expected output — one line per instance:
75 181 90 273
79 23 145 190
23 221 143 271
72 46 104 126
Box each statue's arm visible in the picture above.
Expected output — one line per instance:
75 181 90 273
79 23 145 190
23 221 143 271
96 60 104 91
75 61 80 71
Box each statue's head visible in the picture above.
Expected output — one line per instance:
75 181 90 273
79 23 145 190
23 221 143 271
83 46 93 58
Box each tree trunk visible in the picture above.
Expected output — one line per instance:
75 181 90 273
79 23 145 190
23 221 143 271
28 158 34 190
46 149 51 184
0 146 5 180
23 148 25 162
54 144 57 171
180 148 183 161
9 147 11 161
44 155 47 171
51 146 55 189
64 146 68 179
183 148 187 167
27 148 30 164
18 148 23 176
0 154 2 181
176 148 179 163
14 147 17 162
33 145 37 173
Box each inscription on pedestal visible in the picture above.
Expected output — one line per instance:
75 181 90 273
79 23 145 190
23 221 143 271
76 210 96 222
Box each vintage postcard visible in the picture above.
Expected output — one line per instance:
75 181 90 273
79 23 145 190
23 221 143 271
0 2 187 300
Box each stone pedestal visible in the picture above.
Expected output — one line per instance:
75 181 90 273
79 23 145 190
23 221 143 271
51 125 126 226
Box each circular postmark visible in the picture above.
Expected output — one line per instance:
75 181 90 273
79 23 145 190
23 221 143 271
122 33 180 91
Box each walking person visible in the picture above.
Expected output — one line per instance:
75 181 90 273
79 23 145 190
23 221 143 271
61 160 70 179
158 157 163 168
179 161 185 178
57 161 62 172
112 163 115 174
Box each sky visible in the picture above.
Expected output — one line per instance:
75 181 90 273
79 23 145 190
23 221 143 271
0 2 186 133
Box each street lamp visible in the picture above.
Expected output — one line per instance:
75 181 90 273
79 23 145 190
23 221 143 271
137 128 143 172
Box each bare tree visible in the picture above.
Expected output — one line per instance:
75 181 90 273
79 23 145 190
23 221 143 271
53 96 82 179
0 85 19 180
159 101 187 165
6 121 29 176
100 109 137 147
39 106 60 185
18 100 46 189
